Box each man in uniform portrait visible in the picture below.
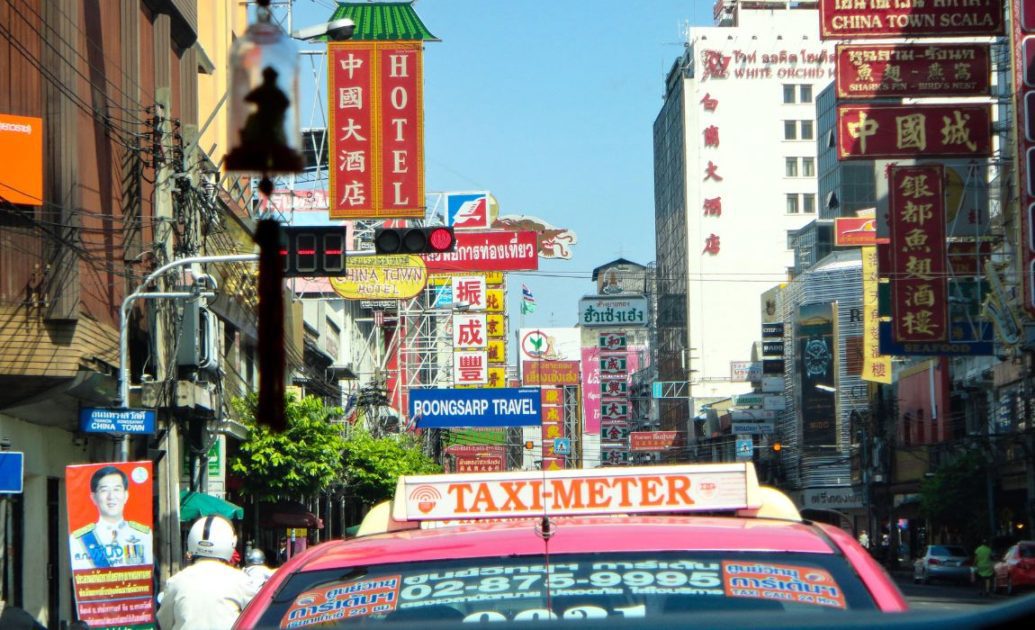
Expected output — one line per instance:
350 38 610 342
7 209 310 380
70 466 153 570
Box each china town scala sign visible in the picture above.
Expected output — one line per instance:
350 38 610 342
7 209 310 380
819 0 1004 40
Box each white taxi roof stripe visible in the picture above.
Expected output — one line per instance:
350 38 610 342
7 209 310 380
392 463 763 522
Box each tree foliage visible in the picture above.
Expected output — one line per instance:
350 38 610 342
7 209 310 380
919 449 989 546
341 427 441 507
230 393 347 501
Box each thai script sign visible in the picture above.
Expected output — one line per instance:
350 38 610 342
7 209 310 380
422 230 538 272
797 487 865 510
328 254 427 299
578 296 649 327
79 408 156 435
837 103 992 160
410 388 541 428
696 48 835 81
888 165 947 343
328 41 424 219
522 360 581 386
630 431 681 452
836 43 991 99
819 0 1004 40
257 189 330 212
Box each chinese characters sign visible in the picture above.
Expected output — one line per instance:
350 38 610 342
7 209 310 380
819 0 1004 40
328 41 424 219
862 246 892 384
837 103 991 160
835 43 991 99
888 165 947 343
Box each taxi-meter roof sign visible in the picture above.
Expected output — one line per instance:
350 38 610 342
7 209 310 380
393 463 761 522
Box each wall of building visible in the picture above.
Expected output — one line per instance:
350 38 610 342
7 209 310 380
678 7 835 411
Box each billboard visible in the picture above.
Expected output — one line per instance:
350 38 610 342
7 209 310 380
835 44 991 99
522 360 581 386
421 230 538 272
797 303 838 450
834 217 883 247
888 165 948 343
410 387 541 427
837 104 992 160
0 113 43 205
518 328 582 362
66 462 155 627
630 431 681 452
328 41 424 219
819 0 1004 40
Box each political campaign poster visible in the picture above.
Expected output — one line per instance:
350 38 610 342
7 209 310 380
66 461 155 628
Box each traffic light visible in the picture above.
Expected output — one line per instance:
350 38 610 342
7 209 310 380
279 226 347 277
374 226 455 255
771 441 782 453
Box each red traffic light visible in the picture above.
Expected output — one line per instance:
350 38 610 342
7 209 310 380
771 442 782 453
374 227 455 255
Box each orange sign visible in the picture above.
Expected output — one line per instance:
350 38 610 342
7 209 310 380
834 217 886 247
0 113 43 205
522 360 581 386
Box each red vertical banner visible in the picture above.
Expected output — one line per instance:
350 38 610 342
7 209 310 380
66 462 155 628
888 165 947 343
541 387 564 470
328 41 424 219
1012 0 1035 314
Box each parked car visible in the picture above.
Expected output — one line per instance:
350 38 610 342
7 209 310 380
994 541 1035 595
913 544 971 584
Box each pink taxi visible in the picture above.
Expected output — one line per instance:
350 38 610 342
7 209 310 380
234 463 906 627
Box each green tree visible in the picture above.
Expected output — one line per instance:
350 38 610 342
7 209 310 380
341 427 441 507
230 393 347 501
919 449 989 546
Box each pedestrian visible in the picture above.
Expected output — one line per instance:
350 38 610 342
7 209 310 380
974 539 994 597
156 516 260 629
243 548 275 587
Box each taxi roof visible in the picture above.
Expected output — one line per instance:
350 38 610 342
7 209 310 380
291 515 837 573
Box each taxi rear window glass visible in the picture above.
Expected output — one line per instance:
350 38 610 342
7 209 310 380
260 551 878 626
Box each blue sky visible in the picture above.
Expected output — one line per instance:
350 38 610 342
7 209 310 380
292 0 713 327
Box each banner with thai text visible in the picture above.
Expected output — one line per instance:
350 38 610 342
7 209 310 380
835 43 991 99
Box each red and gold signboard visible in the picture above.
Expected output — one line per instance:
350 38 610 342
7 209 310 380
819 0 1004 40
422 230 539 273
522 360 580 386
888 165 947 343
835 44 991 99
454 455 506 472
328 41 424 219
1013 0 1035 314
837 103 991 160
630 431 682 452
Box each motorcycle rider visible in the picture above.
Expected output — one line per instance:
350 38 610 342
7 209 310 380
242 547 275 586
156 516 260 629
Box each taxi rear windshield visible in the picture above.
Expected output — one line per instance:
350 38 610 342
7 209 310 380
260 551 878 627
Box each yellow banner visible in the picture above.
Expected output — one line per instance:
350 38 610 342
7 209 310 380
486 288 505 312
487 339 506 363
487 314 507 339
862 247 892 384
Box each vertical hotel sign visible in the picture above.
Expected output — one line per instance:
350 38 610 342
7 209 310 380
888 165 947 343
328 42 424 219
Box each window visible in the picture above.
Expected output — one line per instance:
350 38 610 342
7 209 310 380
799 84 813 103
802 157 815 177
803 193 816 213
786 231 796 249
783 84 796 104
784 120 797 140
786 194 799 214
785 158 798 177
801 120 814 140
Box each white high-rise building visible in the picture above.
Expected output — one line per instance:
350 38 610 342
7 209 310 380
653 1 835 430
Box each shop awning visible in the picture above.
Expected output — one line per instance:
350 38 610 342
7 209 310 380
259 500 324 529
179 490 244 522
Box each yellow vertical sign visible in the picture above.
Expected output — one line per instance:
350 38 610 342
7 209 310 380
862 246 892 384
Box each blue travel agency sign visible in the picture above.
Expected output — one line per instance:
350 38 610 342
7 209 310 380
79 408 157 434
410 388 541 428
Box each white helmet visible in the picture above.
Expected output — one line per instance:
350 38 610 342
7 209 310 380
187 515 237 562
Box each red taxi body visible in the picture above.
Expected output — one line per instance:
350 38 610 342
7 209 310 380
235 514 907 627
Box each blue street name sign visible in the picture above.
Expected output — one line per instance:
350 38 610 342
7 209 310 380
79 408 157 435
0 452 24 493
410 388 541 428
